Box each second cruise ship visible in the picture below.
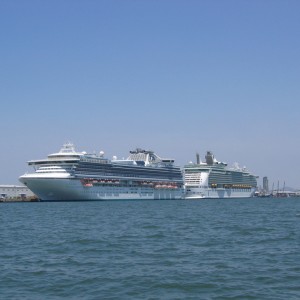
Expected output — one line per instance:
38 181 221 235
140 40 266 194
19 143 184 201
184 151 258 199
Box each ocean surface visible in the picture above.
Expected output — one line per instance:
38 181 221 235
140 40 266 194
1 198 300 300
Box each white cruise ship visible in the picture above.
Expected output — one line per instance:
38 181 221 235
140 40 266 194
184 151 258 199
19 143 184 201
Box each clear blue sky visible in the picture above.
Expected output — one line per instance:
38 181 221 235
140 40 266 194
1 0 299 189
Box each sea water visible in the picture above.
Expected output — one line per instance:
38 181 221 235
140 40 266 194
1 198 300 299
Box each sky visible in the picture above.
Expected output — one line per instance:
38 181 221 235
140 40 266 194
1 0 300 189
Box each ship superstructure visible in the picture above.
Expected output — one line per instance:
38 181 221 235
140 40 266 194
184 151 257 199
19 143 184 201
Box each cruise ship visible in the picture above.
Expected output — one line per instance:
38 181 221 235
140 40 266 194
19 143 184 201
184 151 258 199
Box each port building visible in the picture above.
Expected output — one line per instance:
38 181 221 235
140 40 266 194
0 185 35 200
263 176 269 193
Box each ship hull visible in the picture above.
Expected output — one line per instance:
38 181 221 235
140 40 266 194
185 187 256 199
19 177 184 201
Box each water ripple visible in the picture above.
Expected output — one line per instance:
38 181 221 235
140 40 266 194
1 198 300 299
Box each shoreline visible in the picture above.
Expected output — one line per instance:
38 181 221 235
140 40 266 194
0 197 39 203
